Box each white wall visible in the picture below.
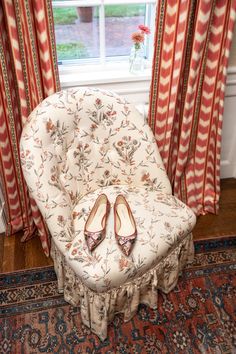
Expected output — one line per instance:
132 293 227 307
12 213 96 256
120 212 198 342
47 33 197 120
221 67 236 178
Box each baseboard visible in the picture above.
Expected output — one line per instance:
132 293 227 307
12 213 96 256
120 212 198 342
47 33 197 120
220 160 236 178
0 220 5 234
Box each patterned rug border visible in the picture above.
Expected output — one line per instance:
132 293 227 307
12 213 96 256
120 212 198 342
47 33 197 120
193 235 236 253
0 267 57 288
0 236 235 353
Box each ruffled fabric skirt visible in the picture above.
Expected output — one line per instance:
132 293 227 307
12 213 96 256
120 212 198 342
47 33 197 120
51 233 194 341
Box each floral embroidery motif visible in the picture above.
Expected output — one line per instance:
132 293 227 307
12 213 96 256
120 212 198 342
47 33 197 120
114 136 141 165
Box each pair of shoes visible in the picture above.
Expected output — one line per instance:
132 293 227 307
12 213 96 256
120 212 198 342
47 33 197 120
84 194 137 256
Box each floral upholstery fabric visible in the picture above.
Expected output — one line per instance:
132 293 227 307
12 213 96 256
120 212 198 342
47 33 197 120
20 87 196 340
67 185 195 292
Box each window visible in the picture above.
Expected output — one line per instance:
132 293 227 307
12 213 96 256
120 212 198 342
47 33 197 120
52 0 156 68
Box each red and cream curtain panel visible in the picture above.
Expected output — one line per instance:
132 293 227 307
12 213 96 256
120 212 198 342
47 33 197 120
149 0 236 215
0 0 60 256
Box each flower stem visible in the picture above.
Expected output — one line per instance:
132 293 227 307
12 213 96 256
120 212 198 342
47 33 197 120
129 48 137 73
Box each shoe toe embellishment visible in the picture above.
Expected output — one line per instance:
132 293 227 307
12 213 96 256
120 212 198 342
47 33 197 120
85 230 105 252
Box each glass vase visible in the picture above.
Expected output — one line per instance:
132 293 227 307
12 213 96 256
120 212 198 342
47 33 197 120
129 44 144 74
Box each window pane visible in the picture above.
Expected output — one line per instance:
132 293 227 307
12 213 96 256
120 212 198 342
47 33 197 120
53 6 100 61
105 4 146 57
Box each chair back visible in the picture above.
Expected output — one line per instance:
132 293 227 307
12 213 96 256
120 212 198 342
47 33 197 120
20 88 171 207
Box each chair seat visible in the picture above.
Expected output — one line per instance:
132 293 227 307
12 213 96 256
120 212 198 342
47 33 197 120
66 185 196 292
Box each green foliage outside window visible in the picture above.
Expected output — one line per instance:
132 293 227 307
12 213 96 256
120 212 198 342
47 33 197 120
56 42 88 60
53 5 145 25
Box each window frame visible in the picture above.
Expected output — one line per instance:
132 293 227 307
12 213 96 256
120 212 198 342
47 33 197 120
52 0 157 92
53 0 156 65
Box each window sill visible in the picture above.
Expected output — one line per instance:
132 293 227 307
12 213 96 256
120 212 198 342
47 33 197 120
59 62 152 88
58 61 152 104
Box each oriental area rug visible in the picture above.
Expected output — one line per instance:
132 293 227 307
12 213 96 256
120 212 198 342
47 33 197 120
0 237 235 354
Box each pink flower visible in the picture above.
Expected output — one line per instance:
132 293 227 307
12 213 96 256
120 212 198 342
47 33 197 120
138 25 151 34
90 123 97 131
95 98 102 106
66 242 72 249
141 173 150 182
131 32 144 44
46 119 55 133
57 215 64 223
72 211 79 219
119 257 129 271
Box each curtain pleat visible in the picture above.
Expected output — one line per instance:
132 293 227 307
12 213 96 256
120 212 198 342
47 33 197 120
149 0 236 215
0 0 60 256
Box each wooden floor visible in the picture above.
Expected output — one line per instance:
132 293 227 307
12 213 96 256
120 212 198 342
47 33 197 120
0 178 236 273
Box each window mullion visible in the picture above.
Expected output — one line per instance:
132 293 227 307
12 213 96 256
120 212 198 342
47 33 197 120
99 1 106 65
145 3 155 60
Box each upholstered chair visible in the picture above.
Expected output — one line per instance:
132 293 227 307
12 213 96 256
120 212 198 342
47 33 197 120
20 87 196 340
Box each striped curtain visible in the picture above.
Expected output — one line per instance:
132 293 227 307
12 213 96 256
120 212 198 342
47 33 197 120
0 0 60 256
149 1 236 215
